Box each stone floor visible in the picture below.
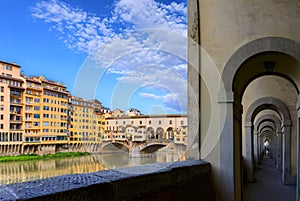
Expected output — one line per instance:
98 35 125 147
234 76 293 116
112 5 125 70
244 157 296 201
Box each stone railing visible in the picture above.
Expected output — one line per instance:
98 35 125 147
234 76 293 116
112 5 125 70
0 160 214 201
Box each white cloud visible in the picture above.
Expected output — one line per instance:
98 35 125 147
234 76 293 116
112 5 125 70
31 0 188 113
139 93 162 100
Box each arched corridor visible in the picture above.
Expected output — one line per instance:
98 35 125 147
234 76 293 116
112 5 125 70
219 37 300 200
244 157 295 201
188 1 300 200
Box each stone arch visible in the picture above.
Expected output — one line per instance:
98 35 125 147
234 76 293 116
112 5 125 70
156 127 164 140
243 97 292 183
254 115 283 170
259 123 275 135
255 115 282 133
245 97 291 125
166 127 174 140
219 37 300 200
146 127 155 139
221 37 300 97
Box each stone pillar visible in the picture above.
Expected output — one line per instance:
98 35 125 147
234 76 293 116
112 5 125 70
254 131 259 169
282 124 291 185
219 95 243 201
296 97 300 201
244 123 254 182
258 135 263 164
276 131 282 170
273 134 277 163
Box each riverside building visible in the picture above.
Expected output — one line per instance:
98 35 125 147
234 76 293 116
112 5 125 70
69 96 105 152
0 60 188 156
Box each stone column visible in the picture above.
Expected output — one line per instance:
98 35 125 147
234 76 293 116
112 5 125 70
274 134 277 163
219 95 243 201
296 97 300 201
282 124 291 185
245 123 254 182
276 131 282 170
258 135 263 164
254 131 259 169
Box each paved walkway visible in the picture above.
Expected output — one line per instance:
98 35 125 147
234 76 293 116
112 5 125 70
244 157 296 201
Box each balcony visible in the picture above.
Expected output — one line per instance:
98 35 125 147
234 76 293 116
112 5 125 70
27 85 42 91
10 92 21 97
10 118 23 123
23 140 40 144
24 133 41 136
10 101 23 106
9 127 23 131
10 110 21 115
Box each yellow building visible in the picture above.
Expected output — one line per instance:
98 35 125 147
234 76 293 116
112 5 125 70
39 76 69 154
0 61 24 156
23 76 42 154
69 96 105 152
22 75 70 155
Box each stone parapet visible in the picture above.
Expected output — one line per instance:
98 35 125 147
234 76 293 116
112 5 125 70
0 160 214 201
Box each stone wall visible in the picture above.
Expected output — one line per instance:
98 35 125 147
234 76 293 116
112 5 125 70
0 160 214 201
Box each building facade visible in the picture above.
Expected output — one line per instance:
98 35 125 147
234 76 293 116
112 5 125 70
104 110 187 145
0 61 24 155
69 96 105 152
0 60 188 156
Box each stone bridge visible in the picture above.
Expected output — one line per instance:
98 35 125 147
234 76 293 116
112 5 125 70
101 140 171 156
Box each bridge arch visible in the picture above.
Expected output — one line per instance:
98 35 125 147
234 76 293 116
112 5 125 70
101 141 129 152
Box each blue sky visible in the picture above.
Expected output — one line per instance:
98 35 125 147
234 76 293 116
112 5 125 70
0 0 187 114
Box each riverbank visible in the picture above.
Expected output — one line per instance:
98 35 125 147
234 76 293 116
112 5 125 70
0 152 90 162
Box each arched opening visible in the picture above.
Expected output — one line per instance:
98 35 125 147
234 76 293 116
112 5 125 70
243 97 292 184
254 114 282 170
219 37 300 200
166 127 174 140
156 127 164 140
146 127 155 139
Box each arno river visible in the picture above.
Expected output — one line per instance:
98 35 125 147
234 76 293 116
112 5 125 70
0 151 185 185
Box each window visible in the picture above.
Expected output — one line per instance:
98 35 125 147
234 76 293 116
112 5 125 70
0 105 3 111
140 121 142 125
34 98 40 103
159 120 161 125
6 66 12 70
0 96 4 101
149 120 151 124
34 106 40 111
0 115 3 120
0 86 4 92
181 121 184 126
0 124 3 129
34 114 40 119
169 120 172 125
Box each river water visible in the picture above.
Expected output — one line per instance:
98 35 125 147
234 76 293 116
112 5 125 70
0 151 185 185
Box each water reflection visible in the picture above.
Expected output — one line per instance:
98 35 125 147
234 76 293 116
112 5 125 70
0 151 185 185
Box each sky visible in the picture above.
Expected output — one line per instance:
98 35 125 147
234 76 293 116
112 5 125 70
0 0 187 115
